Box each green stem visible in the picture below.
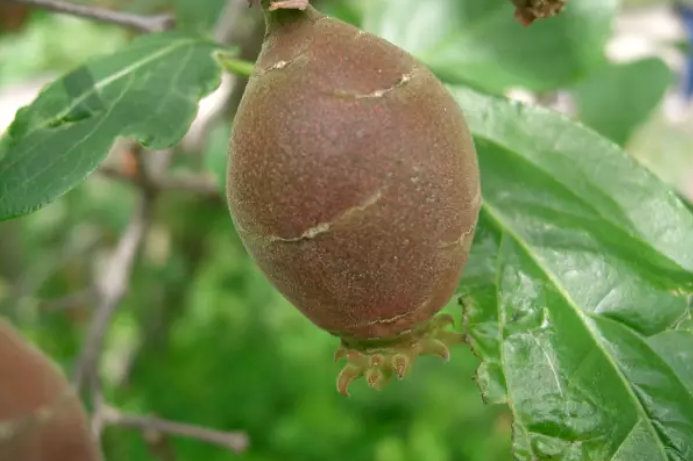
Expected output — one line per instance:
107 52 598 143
216 53 255 77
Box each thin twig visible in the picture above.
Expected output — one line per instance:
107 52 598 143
72 195 152 392
98 165 221 199
6 0 175 33
101 406 249 453
40 289 95 312
213 0 246 44
132 146 154 191
90 386 108 438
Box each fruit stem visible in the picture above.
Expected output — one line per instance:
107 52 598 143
217 53 255 77
258 0 322 35
263 0 311 10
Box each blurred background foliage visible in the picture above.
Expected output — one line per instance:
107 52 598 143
1 0 692 460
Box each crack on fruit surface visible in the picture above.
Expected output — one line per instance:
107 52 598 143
437 224 476 249
331 69 417 99
0 388 73 443
334 313 465 396
265 60 289 71
437 189 481 248
265 188 385 243
257 47 312 75
362 310 411 326
354 298 432 329
267 222 331 242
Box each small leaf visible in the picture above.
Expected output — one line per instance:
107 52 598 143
0 31 224 221
572 58 674 145
456 86 693 460
362 0 617 93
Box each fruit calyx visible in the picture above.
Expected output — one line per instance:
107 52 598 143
334 314 465 396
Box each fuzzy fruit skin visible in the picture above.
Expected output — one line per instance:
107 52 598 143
0 319 102 461
227 7 481 343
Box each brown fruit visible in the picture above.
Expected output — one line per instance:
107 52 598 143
226 2 481 395
0 318 102 461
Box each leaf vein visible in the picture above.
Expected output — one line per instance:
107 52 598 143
484 202 670 461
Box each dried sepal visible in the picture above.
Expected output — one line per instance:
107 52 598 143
336 364 363 396
334 313 466 396
511 0 568 26
391 354 411 381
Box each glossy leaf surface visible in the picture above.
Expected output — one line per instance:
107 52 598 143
456 87 693 460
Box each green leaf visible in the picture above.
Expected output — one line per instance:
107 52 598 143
171 0 227 34
361 0 617 93
456 86 693 460
684 195 693 214
0 16 129 88
202 121 233 192
318 1 365 27
648 330 693 395
0 31 224 221
572 58 674 145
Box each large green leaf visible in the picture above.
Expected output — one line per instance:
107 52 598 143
572 58 674 146
361 0 617 93
455 86 693 460
648 330 693 395
0 31 223 221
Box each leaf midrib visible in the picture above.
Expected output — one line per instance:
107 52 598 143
10 43 199 200
483 201 669 461
0 38 203 219
0 38 199 180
